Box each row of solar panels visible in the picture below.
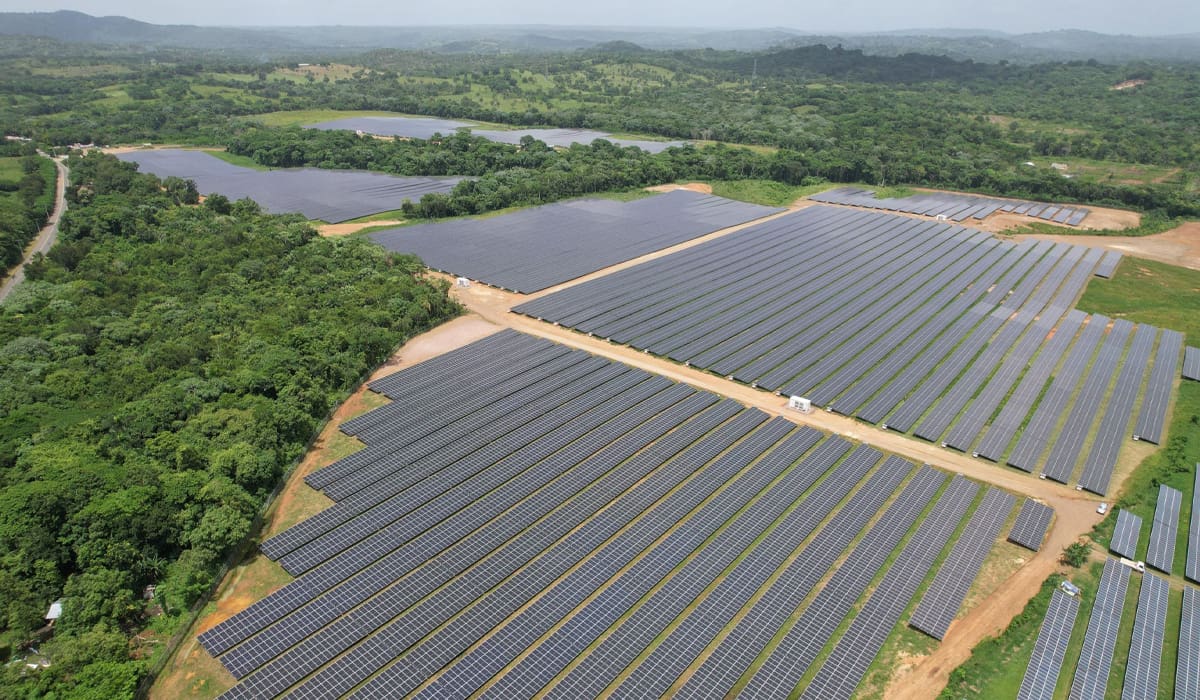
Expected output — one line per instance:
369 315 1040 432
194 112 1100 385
1110 483 1186 575
200 332 1026 699
1020 559 1187 700
811 186 1091 226
517 205 1181 495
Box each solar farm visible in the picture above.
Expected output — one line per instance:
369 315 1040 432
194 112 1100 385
370 190 782 292
811 186 1093 226
193 329 1055 699
189 183 1200 699
307 116 687 153
516 204 1185 495
116 149 463 222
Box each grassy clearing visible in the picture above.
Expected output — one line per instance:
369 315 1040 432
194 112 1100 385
709 180 831 207
0 156 23 184
1077 256 1200 344
1004 215 1178 239
204 149 270 171
247 109 420 128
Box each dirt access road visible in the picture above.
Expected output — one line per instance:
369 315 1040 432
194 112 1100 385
444 265 1105 699
1013 221 1200 272
0 154 67 303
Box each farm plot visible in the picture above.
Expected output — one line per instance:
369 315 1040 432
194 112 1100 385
116 149 463 222
370 190 781 293
307 116 686 153
199 330 1018 699
516 205 1182 494
812 186 1091 226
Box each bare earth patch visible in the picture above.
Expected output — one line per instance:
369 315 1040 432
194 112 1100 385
1012 221 1200 272
645 182 713 194
316 220 405 236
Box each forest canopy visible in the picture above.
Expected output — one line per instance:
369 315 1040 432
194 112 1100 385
0 152 458 696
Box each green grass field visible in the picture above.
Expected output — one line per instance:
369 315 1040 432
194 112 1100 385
1077 257 1200 344
0 156 23 185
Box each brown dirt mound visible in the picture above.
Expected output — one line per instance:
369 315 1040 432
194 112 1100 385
645 182 713 194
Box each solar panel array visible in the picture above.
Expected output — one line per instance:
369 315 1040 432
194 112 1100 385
1146 484 1182 574
1110 509 1143 560
1069 558 1131 700
1094 249 1124 278
370 190 781 293
810 186 1092 225
116 149 463 223
1121 572 1169 700
518 205 1167 492
196 330 1012 698
1134 329 1183 444
1017 589 1081 700
307 116 687 153
1185 346 1200 381
1190 465 1200 584
1179 587 1200 700
798 475 979 700
910 488 1015 640
1009 499 1054 551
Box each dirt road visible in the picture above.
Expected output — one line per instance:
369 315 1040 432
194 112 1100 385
0 154 67 302
1013 221 1200 272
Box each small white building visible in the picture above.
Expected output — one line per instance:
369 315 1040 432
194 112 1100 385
44 599 63 625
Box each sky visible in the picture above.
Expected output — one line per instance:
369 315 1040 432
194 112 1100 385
1 0 1198 35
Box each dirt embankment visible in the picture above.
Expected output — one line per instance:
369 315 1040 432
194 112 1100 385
316 220 405 237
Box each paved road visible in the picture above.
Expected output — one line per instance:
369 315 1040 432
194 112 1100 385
0 153 68 302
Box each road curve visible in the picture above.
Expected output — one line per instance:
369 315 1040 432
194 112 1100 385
0 153 68 302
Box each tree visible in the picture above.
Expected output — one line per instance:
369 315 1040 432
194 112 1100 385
1061 541 1091 568
59 569 138 634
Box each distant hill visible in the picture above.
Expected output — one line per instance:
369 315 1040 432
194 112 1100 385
1 11 1199 64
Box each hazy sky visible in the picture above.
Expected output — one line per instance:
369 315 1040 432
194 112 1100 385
2 0 1198 35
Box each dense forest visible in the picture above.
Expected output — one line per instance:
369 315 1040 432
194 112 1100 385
0 153 458 696
1 41 1196 219
0 141 56 280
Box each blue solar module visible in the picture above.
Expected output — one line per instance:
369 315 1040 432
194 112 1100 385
910 488 1015 640
683 466 945 699
1190 464 1200 584
116 149 463 223
809 187 1089 224
1069 558 1131 700
1094 249 1123 278
1146 485 1182 574
1110 510 1143 560
795 475 978 700
1185 346 1200 381
1017 589 1081 700
1179 587 1200 700
308 116 687 153
1134 329 1183 445
1009 499 1054 551
371 190 782 293
1121 572 1169 700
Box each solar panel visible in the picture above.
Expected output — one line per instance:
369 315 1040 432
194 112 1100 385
806 187 1088 224
910 488 1015 639
1009 499 1054 551
1146 485 1182 574
1189 464 1200 584
689 466 945 699
1179 587 1200 700
1110 510 1143 559
1094 249 1123 278
1017 589 1081 700
1068 558 1131 700
795 476 978 700
1121 572 1169 700
371 190 781 293
1133 329 1183 444
1078 323 1155 495
117 149 463 223
1184 346 1200 381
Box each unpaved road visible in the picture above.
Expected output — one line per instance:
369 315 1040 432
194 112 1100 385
0 154 67 302
1013 221 1200 272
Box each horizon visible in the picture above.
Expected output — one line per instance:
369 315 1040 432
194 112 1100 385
1 3 1198 37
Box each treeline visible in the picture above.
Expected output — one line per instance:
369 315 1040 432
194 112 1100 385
0 152 459 697
227 127 1200 218
0 145 56 279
